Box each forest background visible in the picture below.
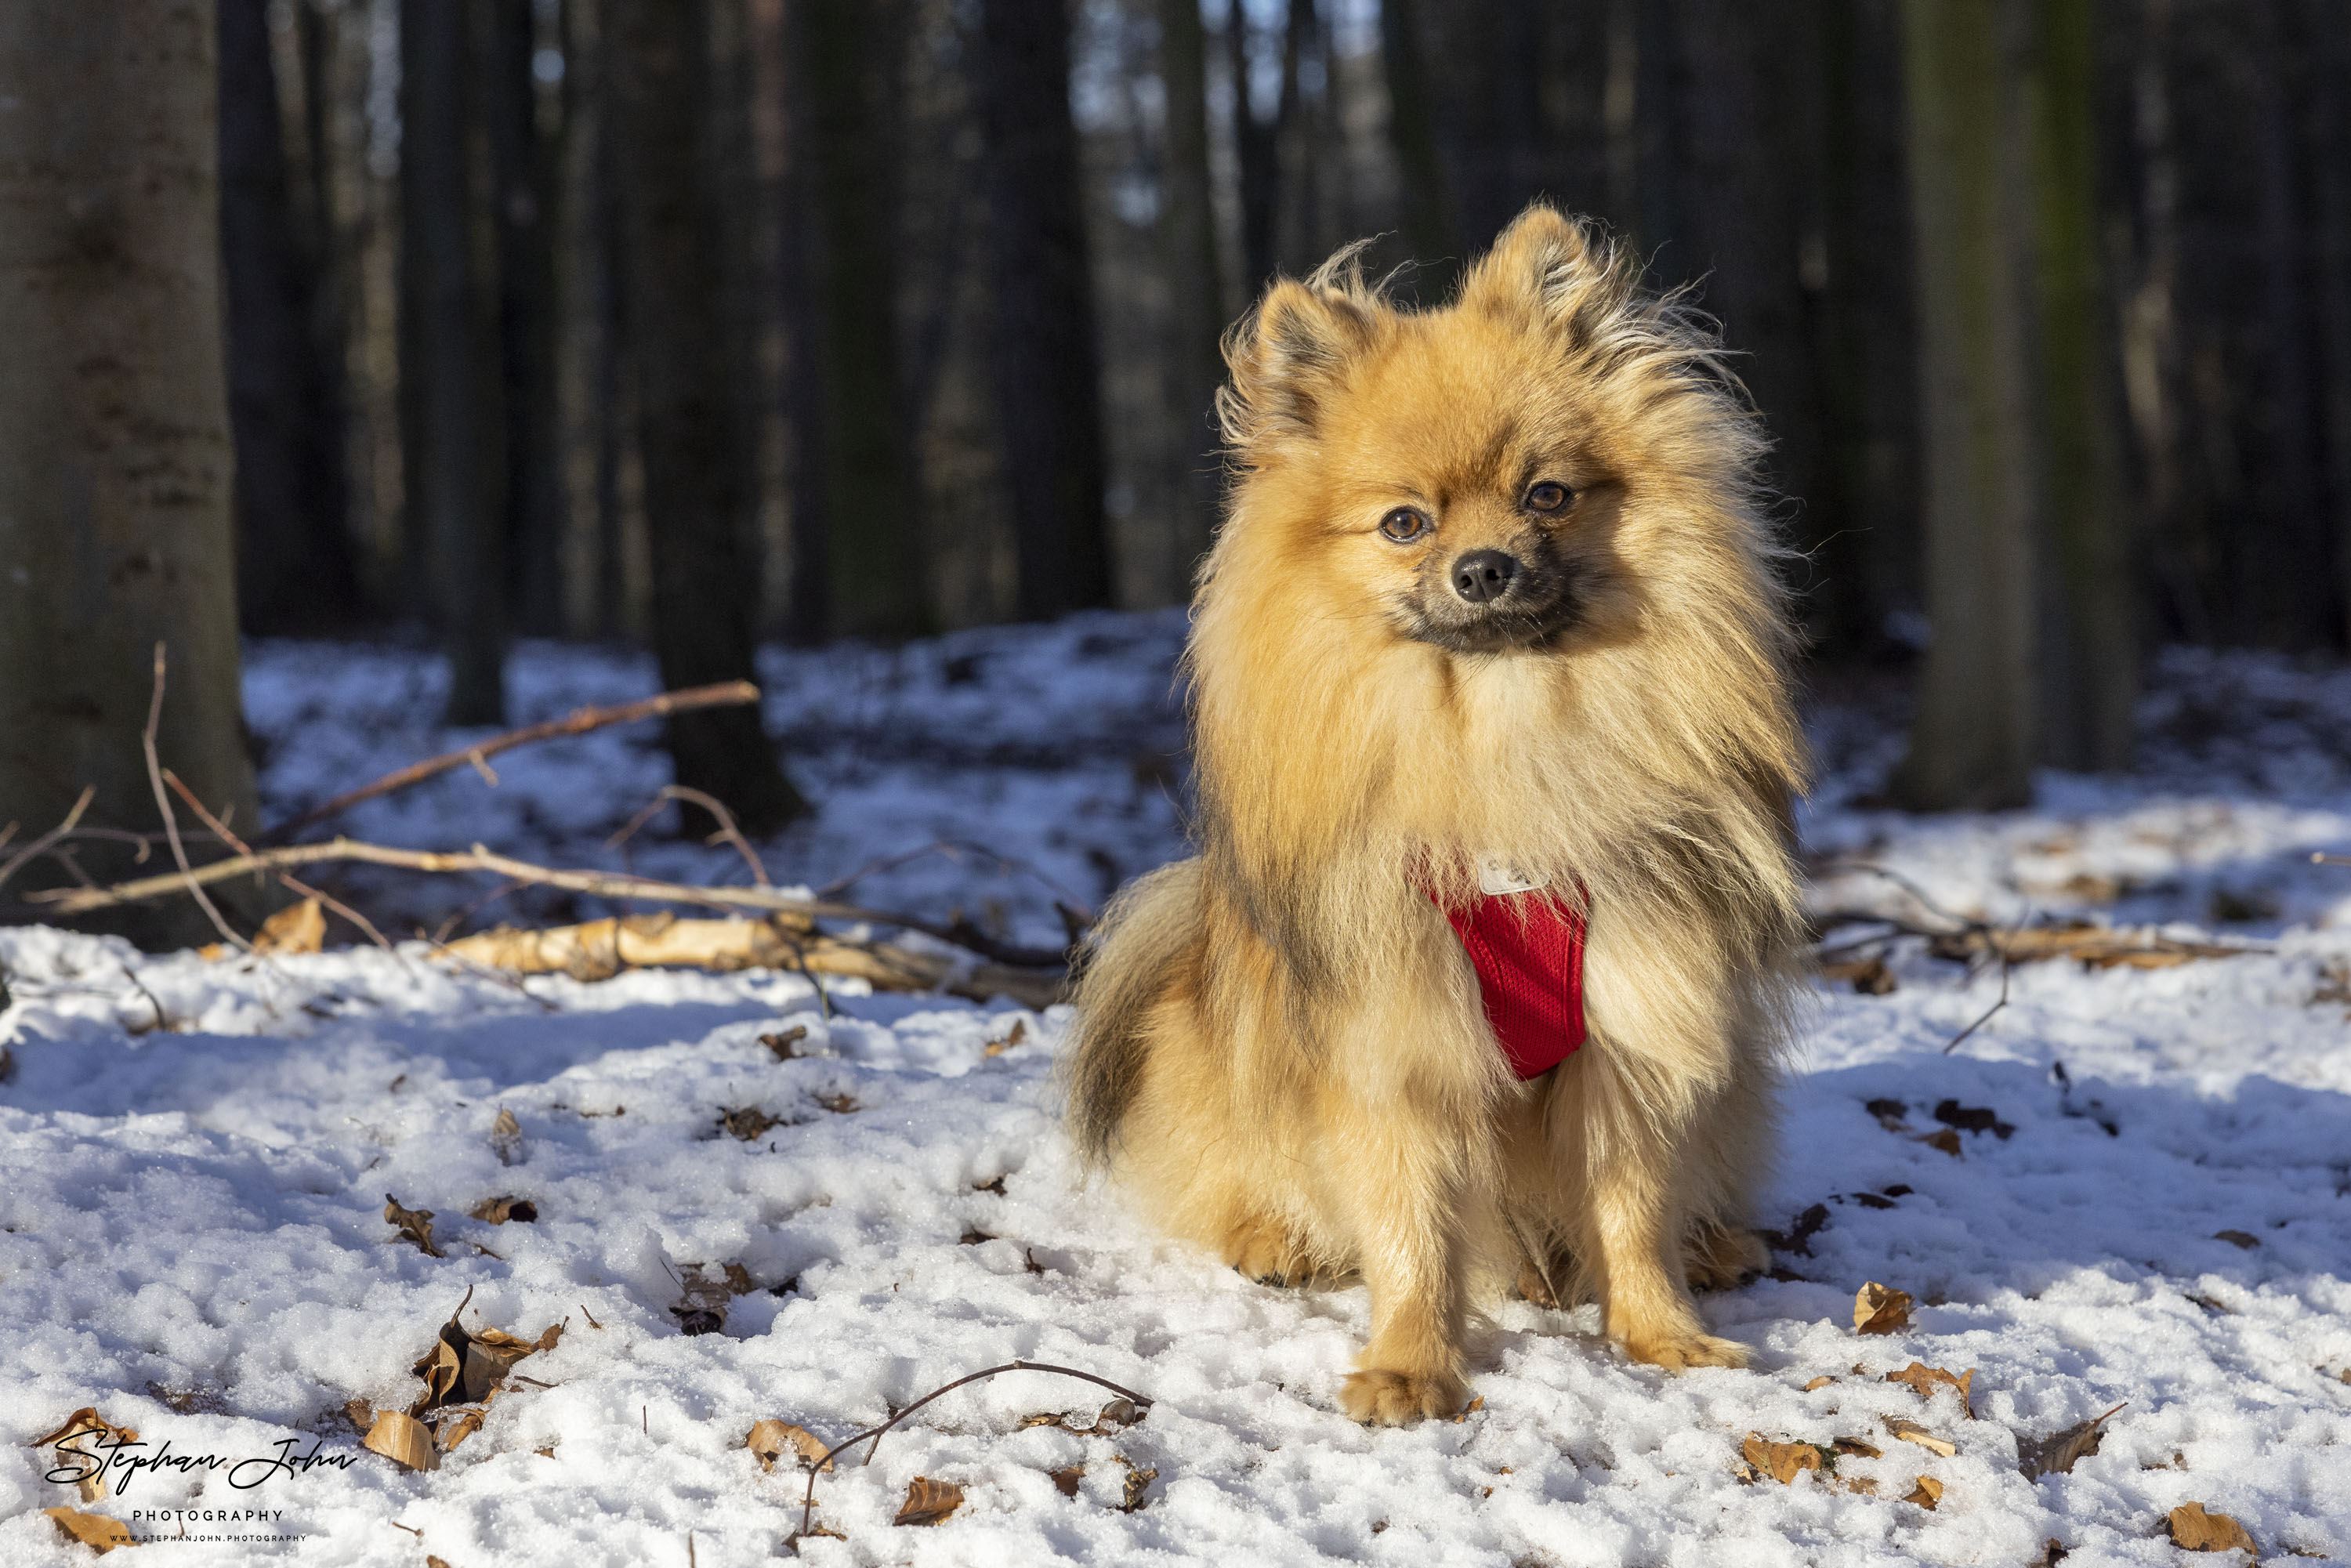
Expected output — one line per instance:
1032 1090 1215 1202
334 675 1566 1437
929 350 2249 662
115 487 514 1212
4 0 2350 947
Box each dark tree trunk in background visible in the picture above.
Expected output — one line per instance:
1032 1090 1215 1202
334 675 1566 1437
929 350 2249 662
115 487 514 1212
488 0 565 638
2121 0 2198 643
1157 0 1228 588
1229 2 1281 295
2309 0 2351 646
2247 0 2325 647
400 0 509 723
219 0 358 636
2028 0 2135 770
607 0 807 831
1893 0 2038 810
0 0 264 948
976 0 1114 621
1381 0 1455 288
797 0 923 639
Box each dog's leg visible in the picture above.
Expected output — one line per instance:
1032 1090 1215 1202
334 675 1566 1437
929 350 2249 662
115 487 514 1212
1684 1219 1767 1291
1586 1153 1748 1370
1333 1107 1476 1423
1220 1208 1316 1287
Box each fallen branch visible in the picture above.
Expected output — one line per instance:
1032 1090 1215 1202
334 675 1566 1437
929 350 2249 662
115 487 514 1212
143 644 250 954
262 679 762 843
163 769 400 958
27 837 1067 968
439 913 1059 1009
1925 922 2262 970
788 1362 1151 1549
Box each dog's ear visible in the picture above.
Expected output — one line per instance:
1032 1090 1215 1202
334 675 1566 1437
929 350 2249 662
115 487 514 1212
1461 204 1616 327
1220 278 1375 448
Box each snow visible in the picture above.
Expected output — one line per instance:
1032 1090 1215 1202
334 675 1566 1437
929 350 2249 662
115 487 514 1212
4 621 2350 1566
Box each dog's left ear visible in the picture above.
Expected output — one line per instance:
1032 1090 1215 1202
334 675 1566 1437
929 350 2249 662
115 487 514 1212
1461 204 1609 324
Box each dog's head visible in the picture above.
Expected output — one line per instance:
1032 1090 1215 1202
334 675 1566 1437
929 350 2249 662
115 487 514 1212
1212 205 1766 661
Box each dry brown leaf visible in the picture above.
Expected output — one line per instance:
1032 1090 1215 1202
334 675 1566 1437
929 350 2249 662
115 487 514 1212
344 1398 375 1436
813 1092 859 1114
488 1107 525 1167
1741 1433 1828 1485
762 1026 809 1059
1854 1282 1914 1335
1118 1457 1157 1512
1883 1416 1958 1457
1820 954 1898 994
1886 1361 1976 1418
984 1019 1028 1056
2018 1403 2125 1479
2168 1502 2256 1553
2213 1229 2259 1250
1929 922 2248 969
1452 1395 1485 1423
723 1262 755 1295
1832 1437 1882 1458
469 1196 538 1225
1914 1128 1964 1157
438 1407 487 1452
384 1194 444 1258
1840 1475 1878 1496
1906 1475 1944 1509
35 1410 139 1503
252 897 326 955
745 1419 831 1473
720 1106 780 1140
893 1476 965 1526
45 1507 134 1553
670 1263 734 1336
1051 1464 1084 1497
363 1410 441 1471
1803 1375 1835 1392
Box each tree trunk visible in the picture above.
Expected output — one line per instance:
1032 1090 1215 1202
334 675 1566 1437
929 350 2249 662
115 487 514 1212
2121 0 2200 643
400 0 509 723
2309 0 2351 646
1892 0 2038 810
2027 0 2135 770
1157 0 1228 592
219 0 359 636
487 0 565 639
606 0 807 833
797 0 924 639
976 0 1114 621
2248 0 2324 647
1380 0 1454 285
0 1 263 947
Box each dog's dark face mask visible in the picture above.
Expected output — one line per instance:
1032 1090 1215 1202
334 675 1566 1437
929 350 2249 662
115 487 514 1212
1393 520 1593 654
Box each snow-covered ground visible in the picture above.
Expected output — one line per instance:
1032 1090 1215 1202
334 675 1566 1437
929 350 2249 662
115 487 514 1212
3 621 2349 1566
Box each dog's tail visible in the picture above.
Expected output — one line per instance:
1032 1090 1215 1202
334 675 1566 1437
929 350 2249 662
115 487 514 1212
1063 857 1204 1164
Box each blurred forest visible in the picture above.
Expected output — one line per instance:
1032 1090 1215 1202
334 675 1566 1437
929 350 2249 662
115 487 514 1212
11 0 2351 864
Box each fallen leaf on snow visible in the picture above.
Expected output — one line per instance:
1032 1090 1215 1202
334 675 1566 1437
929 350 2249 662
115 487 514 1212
1741 1433 1829 1484
813 1092 859 1114
1051 1464 1084 1497
362 1410 440 1471
670 1263 736 1335
488 1107 525 1167
893 1476 965 1526
2167 1502 2255 1553
1820 954 1897 994
761 1025 809 1059
2018 1403 2126 1479
45 1507 133 1553
383 1195 444 1258
2212 1229 2259 1250
1832 1437 1882 1458
469 1196 537 1224
1914 1128 1964 1157
984 1019 1027 1056
1882 1416 1957 1456
1118 1456 1157 1512
252 897 326 955
34 1409 139 1503
1803 1376 1835 1392
1933 1099 2016 1139
344 1399 375 1436
1906 1474 1944 1509
746 1419 831 1473
1886 1361 1976 1418
719 1106 781 1140
1854 1282 1914 1335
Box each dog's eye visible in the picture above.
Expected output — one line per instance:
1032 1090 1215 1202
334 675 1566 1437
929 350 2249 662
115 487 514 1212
1378 507 1431 542
1526 481 1572 513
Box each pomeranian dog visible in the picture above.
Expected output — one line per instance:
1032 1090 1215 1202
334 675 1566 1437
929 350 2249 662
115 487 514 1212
1066 205 1807 1424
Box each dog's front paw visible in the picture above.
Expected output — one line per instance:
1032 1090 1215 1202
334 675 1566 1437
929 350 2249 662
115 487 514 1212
1339 1367 1469 1425
1624 1331 1750 1371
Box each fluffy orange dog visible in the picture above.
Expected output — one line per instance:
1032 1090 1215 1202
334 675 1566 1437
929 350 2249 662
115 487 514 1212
1067 205 1806 1423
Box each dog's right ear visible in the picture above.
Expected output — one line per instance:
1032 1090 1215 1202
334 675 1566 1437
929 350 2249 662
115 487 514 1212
1219 279 1375 451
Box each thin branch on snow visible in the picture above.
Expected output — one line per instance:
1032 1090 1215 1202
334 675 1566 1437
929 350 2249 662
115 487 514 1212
261 679 763 843
605 784 773 887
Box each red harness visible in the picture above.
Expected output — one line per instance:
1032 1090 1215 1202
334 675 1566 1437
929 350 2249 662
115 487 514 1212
1428 885 1588 1078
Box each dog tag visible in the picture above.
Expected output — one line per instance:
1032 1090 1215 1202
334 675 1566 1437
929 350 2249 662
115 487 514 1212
1476 858 1549 896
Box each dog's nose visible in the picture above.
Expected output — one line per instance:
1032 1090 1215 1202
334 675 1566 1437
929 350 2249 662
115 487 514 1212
1451 550 1520 603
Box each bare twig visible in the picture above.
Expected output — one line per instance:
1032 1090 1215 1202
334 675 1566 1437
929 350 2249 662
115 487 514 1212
32 838 1068 969
2313 853 2351 867
262 679 763 842
605 785 772 886
143 645 250 954
164 769 400 957
0 785 96 897
1942 911 2023 1055
789 1362 1151 1547
816 838 1093 920
1820 862 1976 932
